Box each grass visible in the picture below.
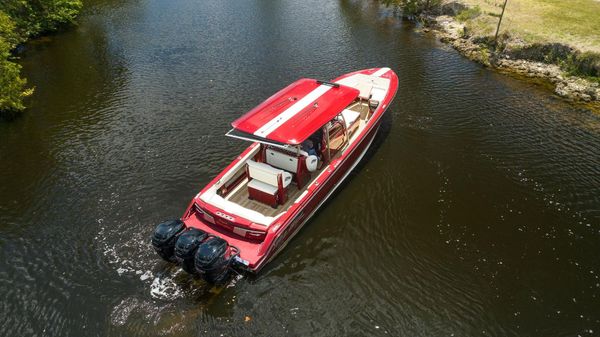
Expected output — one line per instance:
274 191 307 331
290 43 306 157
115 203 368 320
456 0 600 53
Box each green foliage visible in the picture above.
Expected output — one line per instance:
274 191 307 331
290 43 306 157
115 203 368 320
0 0 82 118
573 52 600 78
507 43 600 80
381 0 442 15
564 52 600 79
0 59 34 118
478 48 490 66
0 11 21 49
0 25 33 118
0 0 82 39
508 43 572 63
456 6 481 22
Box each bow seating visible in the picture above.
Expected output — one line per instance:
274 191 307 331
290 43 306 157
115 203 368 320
246 160 292 208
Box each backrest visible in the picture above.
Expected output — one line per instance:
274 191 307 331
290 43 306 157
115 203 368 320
265 149 299 173
355 81 373 100
247 160 281 186
341 109 360 128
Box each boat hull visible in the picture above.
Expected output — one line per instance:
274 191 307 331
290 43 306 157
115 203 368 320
175 68 398 274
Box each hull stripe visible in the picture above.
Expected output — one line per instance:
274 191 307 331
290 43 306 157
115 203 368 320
372 67 390 77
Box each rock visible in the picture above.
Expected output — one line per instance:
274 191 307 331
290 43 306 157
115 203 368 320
555 83 568 97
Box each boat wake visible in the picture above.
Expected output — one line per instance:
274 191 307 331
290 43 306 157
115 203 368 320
149 270 185 299
95 217 241 304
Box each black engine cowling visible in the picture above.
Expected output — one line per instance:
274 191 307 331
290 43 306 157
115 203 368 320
151 219 185 262
194 236 233 284
174 228 208 274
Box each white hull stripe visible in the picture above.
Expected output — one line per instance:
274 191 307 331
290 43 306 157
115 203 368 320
254 84 332 138
372 67 390 77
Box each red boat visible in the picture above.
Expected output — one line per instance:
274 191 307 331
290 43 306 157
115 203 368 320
151 68 398 283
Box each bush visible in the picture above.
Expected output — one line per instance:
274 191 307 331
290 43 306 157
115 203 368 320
570 52 600 78
440 1 468 16
382 0 442 15
507 43 574 63
505 42 600 80
456 6 481 22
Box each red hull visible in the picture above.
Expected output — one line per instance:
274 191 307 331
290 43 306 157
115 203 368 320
179 68 398 272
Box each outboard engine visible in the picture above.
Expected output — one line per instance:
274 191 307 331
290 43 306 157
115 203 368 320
151 219 185 262
194 236 237 284
174 228 208 274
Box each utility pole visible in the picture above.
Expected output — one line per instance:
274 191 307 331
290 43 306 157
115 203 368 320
493 0 509 50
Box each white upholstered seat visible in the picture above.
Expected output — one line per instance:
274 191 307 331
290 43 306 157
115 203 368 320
247 160 292 188
356 81 373 100
247 179 279 194
341 109 361 129
265 149 299 173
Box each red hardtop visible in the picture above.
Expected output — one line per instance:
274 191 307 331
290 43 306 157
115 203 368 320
230 78 359 145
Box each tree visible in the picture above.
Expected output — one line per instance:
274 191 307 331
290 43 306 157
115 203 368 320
0 0 82 118
0 10 33 118
493 0 509 50
0 0 82 39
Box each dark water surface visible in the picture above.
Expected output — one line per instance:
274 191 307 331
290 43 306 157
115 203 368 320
1 0 599 336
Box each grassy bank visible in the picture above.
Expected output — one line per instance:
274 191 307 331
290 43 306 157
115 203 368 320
459 0 600 53
383 0 600 101
453 0 600 83
0 0 82 119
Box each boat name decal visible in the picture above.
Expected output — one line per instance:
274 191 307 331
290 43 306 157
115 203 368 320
215 211 235 222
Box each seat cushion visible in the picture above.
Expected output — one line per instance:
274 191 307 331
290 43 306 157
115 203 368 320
247 160 283 186
341 109 361 129
248 179 278 195
370 87 386 102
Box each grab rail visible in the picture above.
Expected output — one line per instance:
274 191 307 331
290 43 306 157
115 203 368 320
316 80 340 88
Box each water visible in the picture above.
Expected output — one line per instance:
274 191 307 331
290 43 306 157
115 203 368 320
1 0 599 336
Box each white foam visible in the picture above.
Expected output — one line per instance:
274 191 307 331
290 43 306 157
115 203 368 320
110 298 139 326
150 270 184 299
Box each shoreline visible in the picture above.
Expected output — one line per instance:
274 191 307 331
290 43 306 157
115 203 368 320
419 13 600 108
